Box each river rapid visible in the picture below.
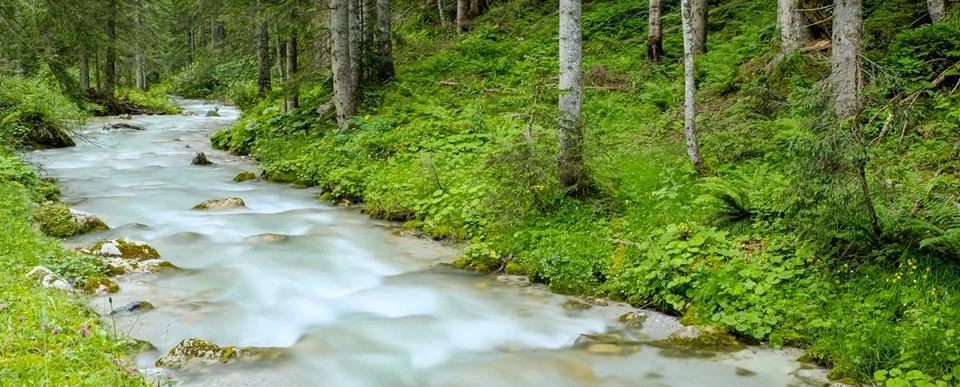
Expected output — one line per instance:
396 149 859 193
31 100 830 387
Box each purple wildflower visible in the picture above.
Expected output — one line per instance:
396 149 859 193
40 322 47 330
51 327 60 334
166 373 174 380
81 326 89 336
0 303 8 309
18 315 24 322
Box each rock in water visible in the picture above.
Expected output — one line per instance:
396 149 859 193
35 205 109 238
25 124 75 148
233 171 257 182
77 238 177 275
561 299 593 310
155 338 285 370
191 152 214 165
619 312 648 327
105 123 147 131
667 326 704 340
25 266 73 291
192 197 246 210
118 113 132 119
83 276 120 294
205 110 221 117
111 301 155 315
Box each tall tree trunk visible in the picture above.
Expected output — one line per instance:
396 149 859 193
469 0 480 18
95 51 103 91
647 0 663 63
256 19 272 98
285 34 299 111
135 11 147 91
457 0 468 33
377 0 395 81
831 0 862 119
558 0 586 195
778 0 812 56
691 0 708 54
681 0 705 174
332 0 357 130
364 0 376 53
104 0 117 100
186 16 194 65
212 21 224 47
79 52 90 91
349 0 362 86
437 0 448 27
199 18 207 47
277 36 286 85
928 0 947 23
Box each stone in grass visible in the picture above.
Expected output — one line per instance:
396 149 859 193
25 266 73 292
191 152 214 166
233 171 257 182
83 276 120 295
155 338 286 370
35 205 109 238
192 197 246 210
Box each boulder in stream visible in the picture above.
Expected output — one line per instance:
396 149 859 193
25 266 74 292
82 276 120 294
78 238 177 275
22 120 76 148
561 299 593 310
191 152 214 165
619 312 648 328
233 171 257 182
35 205 109 238
155 338 286 370
205 110 221 117
111 300 155 315
192 197 246 210
665 325 741 348
118 114 133 119
105 123 146 131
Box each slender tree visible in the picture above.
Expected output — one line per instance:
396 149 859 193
928 0 947 23
647 0 663 63
79 52 90 91
256 18 272 98
558 0 586 195
277 36 287 85
437 0 448 27
777 0 812 56
135 9 148 91
348 0 362 85
285 34 298 111
691 0 708 54
104 0 117 100
457 0 468 33
832 0 862 119
331 0 356 130
377 0 394 80
681 0 705 174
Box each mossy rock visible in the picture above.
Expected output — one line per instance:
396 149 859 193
293 179 314 188
665 325 742 349
561 299 593 310
83 238 160 260
318 192 333 201
83 276 120 294
232 171 257 182
619 312 648 327
451 258 494 272
155 338 286 370
36 205 109 238
401 220 423 230
192 197 246 210
105 258 178 275
24 121 76 148
260 170 297 183
504 261 525 275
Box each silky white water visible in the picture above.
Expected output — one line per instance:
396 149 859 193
32 100 828 387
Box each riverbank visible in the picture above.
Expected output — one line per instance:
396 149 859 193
0 152 151 385
202 0 960 384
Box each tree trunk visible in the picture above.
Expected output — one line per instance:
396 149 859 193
199 18 207 48
212 21 225 47
349 0 362 86
647 0 663 63
928 0 946 23
457 0 468 33
778 0 812 56
469 0 480 18
285 34 299 111
256 19 272 98
79 52 90 91
681 0 705 174
691 0 708 54
135 11 147 91
558 0 586 195
831 0 862 119
377 0 395 81
332 0 357 130
277 36 286 85
437 0 448 27
186 16 194 65
104 0 117 100
364 0 376 52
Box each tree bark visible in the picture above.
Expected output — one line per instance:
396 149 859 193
277 36 286 85
256 19 272 98
135 11 147 91
928 0 946 23
285 34 299 111
647 0 663 63
349 0 362 86
364 0 376 54
186 16 194 65
457 0 468 33
469 0 480 18
104 0 117 100
377 0 395 81
681 0 706 174
79 52 90 91
831 0 862 119
778 0 812 56
691 0 708 54
332 0 357 130
437 0 448 27
558 0 586 195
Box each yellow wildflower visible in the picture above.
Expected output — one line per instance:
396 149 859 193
364 114 371 120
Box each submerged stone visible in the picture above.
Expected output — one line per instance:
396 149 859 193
233 171 257 182
665 325 741 348
191 152 214 165
574 333 623 346
155 338 285 370
192 197 245 210
105 123 146 131
561 299 593 310
242 233 288 244
83 276 120 294
619 312 648 328
586 343 624 355
25 266 73 292
205 110 221 117
112 301 155 315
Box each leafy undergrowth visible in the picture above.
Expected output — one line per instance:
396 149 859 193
205 0 960 382
0 155 151 386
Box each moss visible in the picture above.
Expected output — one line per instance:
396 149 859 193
665 326 743 349
318 192 333 201
88 238 160 260
401 220 423 230
561 299 593 310
261 170 297 183
293 179 314 188
429 225 453 240
151 261 178 272
505 261 525 275
34 205 77 238
233 171 257 182
191 197 245 210
83 276 119 294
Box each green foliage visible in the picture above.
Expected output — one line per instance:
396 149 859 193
0 76 86 148
886 20 960 88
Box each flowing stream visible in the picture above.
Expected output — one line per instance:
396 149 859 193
31 100 829 387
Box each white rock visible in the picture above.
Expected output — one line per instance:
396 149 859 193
26 266 73 292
